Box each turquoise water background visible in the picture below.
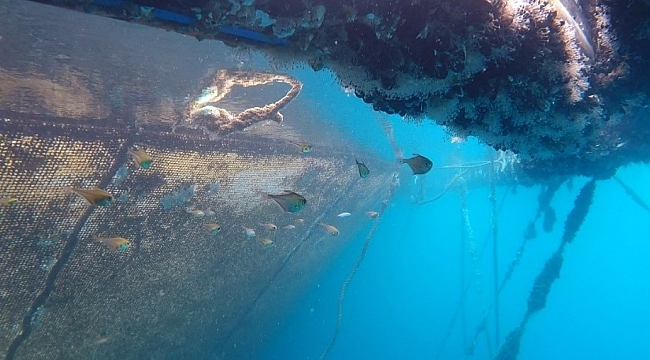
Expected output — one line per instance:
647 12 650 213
261 69 650 360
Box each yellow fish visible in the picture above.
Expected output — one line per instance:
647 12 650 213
259 223 277 231
65 187 113 206
128 147 153 169
242 226 256 238
366 211 379 218
205 223 221 235
260 238 274 248
319 222 340 236
94 236 131 251
186 208 205 217
1 197 18 206
288 140 312 153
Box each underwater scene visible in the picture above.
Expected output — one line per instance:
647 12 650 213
1 0 649 359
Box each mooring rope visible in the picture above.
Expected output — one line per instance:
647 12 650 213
489 157 500 350
613 175 650 214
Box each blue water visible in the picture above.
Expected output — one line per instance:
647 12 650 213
260 69 650 359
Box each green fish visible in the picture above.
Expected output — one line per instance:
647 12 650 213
356 159 370 178
262 191 307 213
400 154 433 175
288 141 313 153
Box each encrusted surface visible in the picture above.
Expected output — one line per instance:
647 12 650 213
27 0 650 179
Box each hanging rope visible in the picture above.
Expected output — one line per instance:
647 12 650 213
489 155 500 349
495 179 597 360
613 175 650 214
320 173 399 360
435 184 512 360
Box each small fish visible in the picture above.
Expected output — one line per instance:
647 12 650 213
259 223 277 231
1 197 18 206
94 236 131 251
204 209 216 217
260 238 274 248
295 218 305 225
262 191 307 213
355 159 370 178
242 226 256 238
65 187 113 206
337 212 352 217
283 224 296 230
288 140 312 153
399 154 433 175
366 211 379 218
320 222 340 236
128 147 153 169
185 208 205 217
205 223 221 235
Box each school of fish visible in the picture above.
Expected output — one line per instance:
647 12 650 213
1 142 431 252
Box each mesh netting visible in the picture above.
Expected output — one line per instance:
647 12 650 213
0 3 395 358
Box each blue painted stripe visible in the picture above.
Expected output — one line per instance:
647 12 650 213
153 8 196 25
219 25 289 46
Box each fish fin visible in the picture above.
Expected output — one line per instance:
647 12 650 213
259 191 272 200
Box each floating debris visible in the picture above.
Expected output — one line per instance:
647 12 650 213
160 185 195 211
40 257 56 272
30 306 45 328
112 166 128 186
207 182 220 195
37 235 58 247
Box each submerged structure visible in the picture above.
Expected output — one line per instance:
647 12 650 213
0 3 395 358
25 0 650 181
2 1 650 360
